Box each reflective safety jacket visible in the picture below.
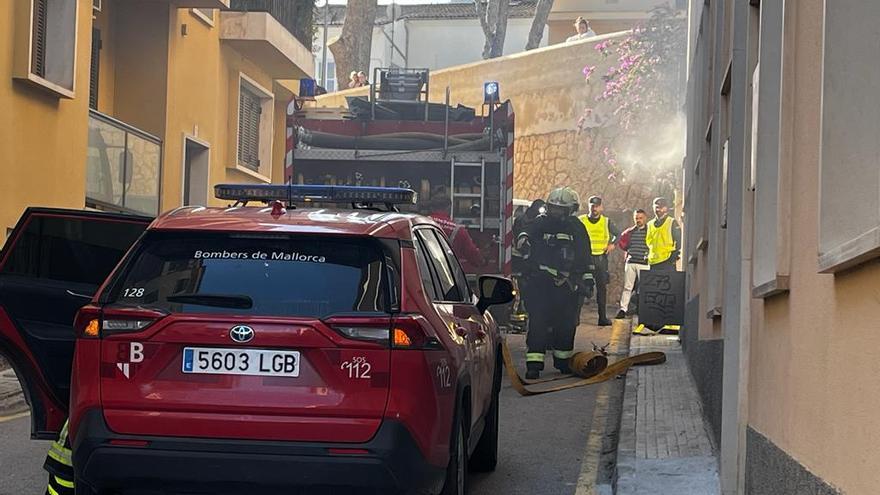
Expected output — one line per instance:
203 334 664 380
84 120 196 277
647 216 676 265
44 420 74 495
578 214 612 256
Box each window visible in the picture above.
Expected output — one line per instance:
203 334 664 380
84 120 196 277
105 232 389 317
1 215 146 286
416 230 467 303
818 1 880 273
191 8 214 26
315 59 337 93
414 238 438 300
236 75 274 179
751 0 790 296
14 0 78 97
434 232 472 302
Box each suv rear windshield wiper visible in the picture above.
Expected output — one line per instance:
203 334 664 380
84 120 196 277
166 294 254 309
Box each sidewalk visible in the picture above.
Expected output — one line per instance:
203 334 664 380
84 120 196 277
615 333 720 495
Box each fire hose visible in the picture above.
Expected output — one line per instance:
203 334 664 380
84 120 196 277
500 340 667 397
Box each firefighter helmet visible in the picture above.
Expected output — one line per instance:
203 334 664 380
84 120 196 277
546 187 580 213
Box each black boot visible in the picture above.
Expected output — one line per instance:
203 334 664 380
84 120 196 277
553 356 572 374
525 362 542 380
615 309 627 319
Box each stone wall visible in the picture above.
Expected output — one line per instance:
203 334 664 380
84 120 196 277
515 130 665 301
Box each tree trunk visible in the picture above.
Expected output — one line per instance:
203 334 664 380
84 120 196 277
329 0 378 87
525 0 554 50
476 0 510 59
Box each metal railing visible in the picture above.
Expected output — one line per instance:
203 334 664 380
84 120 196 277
86 110 162 216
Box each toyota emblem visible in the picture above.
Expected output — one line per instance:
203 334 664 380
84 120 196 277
229 325 255 343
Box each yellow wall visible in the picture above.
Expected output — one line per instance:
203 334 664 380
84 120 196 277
111 1 170 138
0 0 93 244
0 0 303 246
747 0 880 491
92 2 116 115
163 9 286 211
272 96 291 185
162 7 223 210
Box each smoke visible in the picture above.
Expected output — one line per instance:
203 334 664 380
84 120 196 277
617 111 686 178
584 7 688 189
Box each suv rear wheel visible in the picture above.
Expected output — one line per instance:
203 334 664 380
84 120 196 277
441 411 468 495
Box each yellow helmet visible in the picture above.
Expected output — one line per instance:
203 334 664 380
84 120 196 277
546 187 580 212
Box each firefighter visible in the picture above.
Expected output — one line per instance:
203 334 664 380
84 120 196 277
578 196 619 326
43 420 74 495
517 187 592 380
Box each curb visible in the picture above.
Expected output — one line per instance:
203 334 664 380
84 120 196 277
575 318 633 495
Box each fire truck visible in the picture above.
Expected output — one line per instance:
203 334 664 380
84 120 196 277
286 69 515 280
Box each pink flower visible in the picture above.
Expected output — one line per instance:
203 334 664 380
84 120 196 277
582 65 596 79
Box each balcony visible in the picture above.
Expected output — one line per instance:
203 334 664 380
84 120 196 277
86 110 162 216
220 11 314 79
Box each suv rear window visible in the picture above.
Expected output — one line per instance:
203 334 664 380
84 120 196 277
104 232 390 317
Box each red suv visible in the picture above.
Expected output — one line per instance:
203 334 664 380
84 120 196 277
0 185 513 495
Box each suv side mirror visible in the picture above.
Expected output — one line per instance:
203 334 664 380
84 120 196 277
476 275 514 313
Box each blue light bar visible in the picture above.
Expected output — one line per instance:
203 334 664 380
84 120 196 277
214 184 418 205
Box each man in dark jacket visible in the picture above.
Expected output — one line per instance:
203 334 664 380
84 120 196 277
517 187 592 379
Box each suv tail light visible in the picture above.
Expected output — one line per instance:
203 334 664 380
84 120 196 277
74 305 166 338
325 316 392 346
391 315 444 350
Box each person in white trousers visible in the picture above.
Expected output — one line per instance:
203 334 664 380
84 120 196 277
616 209 650 319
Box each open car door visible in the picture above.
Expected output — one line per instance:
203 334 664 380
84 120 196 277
0 208 150 439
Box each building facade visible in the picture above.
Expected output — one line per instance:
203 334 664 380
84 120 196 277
0 0 312 244
684 0 880 493
313 2 547 93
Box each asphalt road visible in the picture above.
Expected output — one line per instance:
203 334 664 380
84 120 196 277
0 412 51 495
0 316 613 495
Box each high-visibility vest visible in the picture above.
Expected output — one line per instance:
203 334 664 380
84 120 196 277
45 420 75 494
647 216 675 265
579 215 610 256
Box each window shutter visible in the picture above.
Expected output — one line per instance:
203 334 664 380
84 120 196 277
238 86 262 171
31 0 48 78
89 28 102 110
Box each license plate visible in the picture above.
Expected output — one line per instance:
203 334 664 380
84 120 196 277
182 347 300 377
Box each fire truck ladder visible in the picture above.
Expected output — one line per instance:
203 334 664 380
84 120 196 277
450 156 486 232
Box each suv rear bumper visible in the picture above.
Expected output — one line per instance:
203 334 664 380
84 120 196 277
72 409 446 495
